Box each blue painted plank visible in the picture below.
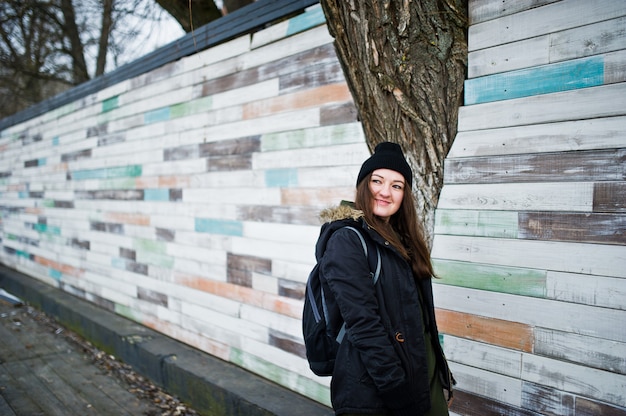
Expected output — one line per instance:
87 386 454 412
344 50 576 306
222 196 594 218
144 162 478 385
144 107 171 124
195 218 243 236
265 168 298 187
144 189 170 201
465 56 605 105
287 5 326 36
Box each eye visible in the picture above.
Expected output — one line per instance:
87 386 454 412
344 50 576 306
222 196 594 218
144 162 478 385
393 184 404 190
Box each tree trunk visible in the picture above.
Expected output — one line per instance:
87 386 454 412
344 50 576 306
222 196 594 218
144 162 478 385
320 0 467 247
60 0 90 83
154 0 222 33
222 0 255 14
96 0 114 76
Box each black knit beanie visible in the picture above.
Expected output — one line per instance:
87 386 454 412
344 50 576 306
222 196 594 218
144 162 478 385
356 142 413 187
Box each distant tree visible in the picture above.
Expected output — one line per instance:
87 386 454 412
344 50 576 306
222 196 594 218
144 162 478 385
320 0 468 245
155 0 254 33
0 0 183 119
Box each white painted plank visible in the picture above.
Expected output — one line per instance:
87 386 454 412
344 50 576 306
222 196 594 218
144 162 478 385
469 35 550 78
271 259 316 284
183 35 252 73
448 361 523 407
522 353 626 407
547 271 626 310
189 170 263 189
431 235 626 278
550 16 626 62
437 182 593 212
172 257 227 282
243 222 319 245
448 116 626 158
253 142 370 170
606 49 626 84
534 327 626 374
469 0 626 51
211 79 280 109
141 158 208 176
183 187 282 205
469 0 561 25
443 335 523 378
458 83 626 131
231 235 315 265
165 242 226 265
433 284 626 342
199 108 321 143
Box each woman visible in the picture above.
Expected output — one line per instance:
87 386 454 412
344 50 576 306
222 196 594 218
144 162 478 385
316 142 453 415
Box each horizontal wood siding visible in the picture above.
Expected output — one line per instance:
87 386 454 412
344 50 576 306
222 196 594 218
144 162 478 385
0 4 346 407
437 1 626 414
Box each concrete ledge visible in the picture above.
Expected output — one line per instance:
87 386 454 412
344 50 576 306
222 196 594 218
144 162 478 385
0 265 332 416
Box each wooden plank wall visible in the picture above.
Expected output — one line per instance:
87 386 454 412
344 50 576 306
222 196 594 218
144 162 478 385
434 1 626 415
1 1 625 413
0 4 362 406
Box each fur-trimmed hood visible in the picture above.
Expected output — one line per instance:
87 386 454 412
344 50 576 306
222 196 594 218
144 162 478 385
318 201 363 224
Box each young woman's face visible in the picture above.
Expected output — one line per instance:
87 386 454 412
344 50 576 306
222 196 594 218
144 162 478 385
368 169 405 221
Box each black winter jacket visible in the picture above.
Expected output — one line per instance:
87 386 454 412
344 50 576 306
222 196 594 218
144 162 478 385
316 205 453 415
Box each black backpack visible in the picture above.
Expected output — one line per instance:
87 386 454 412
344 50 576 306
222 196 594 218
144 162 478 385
302 226 381 376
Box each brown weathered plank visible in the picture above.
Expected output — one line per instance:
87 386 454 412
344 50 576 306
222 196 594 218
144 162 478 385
519 212 626 245
201 43 338 97
594 182 626 213
576 396 626 416
444 148 625 184
436 308 534 352
320 102 358 126
279 61 344 94
227 253 271 287
521 381 575 416
206 154 253 171
236 205 320 226
449 389 538 416
199 135 261 156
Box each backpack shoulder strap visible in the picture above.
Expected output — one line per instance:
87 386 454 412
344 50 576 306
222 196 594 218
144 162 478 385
343 226 381 283
336 226 381 343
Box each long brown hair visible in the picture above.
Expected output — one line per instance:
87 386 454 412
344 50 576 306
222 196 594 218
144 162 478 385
354 173 434 279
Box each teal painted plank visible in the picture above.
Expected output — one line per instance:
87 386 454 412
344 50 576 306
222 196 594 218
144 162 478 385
170 96 213 118
102 96 119 113
435 209 518 238
111 257 127 270
52 136 60 146
33 223 61 235
433 259 547 298
72 165 142 181
38 157 47 166
265 168 298 187
195 218 243 236
261 123 364 151
49 268 62 280
286 5 326 36
144 107 171 124
143 188 170 201
465 55 604 105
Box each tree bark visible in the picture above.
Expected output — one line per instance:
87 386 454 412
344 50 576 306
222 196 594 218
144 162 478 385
222 0 255 14
154 0 222 33
60 0 90 83
96 0 114 76
320 0 467 247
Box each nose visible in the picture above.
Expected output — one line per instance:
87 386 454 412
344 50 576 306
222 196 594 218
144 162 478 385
379 184 391 197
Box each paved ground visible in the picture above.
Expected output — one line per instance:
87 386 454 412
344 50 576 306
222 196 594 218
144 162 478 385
0 293 198 416
0 266 333 416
